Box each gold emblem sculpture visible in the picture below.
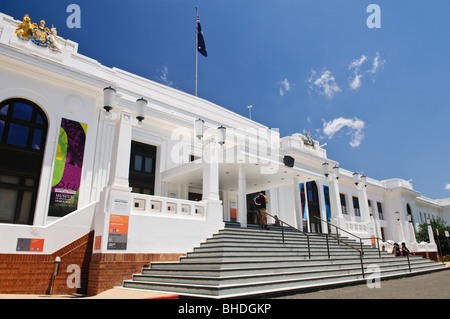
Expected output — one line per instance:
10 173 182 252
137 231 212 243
15 14 61 52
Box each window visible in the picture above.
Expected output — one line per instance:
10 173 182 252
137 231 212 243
0 99 48 224
352 196 360 216
129 141 157 195
377 202 384 220
340 193 348 214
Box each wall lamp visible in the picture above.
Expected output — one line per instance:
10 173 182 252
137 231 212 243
103 86 148 124
353 172 367 186
195 118 226 146
323 162 340 179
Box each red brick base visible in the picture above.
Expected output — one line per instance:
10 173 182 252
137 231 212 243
0 232 184 296
414 251 440 262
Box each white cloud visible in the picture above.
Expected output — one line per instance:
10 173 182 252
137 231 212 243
279 78 291 96
308 69 341 99
349 73 363 90
349 55 368 70
445 184 450 190
323 117 366 147
348 53 385 90
369 52 385 74
157 66 174 87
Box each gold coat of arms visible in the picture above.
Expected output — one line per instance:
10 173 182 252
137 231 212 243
15 14 61 52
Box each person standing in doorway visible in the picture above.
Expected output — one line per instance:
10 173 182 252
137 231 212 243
254 191 269 230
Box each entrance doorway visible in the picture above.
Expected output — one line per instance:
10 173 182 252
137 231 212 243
307 181 322 233
246 191 264 225
129 141 157 194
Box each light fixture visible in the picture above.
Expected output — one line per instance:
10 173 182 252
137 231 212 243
103 86 116 113
217 125 226 145
353 172 360 185
333 166 340 179
136 97 147 123
361 175 367 187
195 118 204 140
322 162 330 177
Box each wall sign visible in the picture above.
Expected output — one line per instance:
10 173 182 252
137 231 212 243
49 118 87 217
16 238 44 252
107 195 131 250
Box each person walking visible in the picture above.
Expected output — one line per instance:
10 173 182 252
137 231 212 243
254 192 269 230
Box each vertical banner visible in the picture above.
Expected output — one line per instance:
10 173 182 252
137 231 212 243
230 199 237 222
49 118 87 217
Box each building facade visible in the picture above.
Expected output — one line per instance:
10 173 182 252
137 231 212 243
0 13 449 295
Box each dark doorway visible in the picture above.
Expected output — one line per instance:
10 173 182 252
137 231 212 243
129 141 157 195
246 191 264 225
307 181 322 233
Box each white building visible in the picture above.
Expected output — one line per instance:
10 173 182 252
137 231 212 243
0 13 448 295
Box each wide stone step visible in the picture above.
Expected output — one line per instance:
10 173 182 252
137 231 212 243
123 263 447 298
143 257 436 277
121 224 449 298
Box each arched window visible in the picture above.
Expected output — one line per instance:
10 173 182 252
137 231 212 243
0 98 48 224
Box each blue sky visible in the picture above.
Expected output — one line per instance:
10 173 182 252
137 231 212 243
2 1 450 199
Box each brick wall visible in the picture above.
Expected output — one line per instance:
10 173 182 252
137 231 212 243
87 252 183 296
0 232 184 296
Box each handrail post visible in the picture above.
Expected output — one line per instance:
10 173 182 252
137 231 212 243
377 237 381 257
281 221 285 244
407 253 411 272
326 234 330 259
307 235 311 259
360 252 365 279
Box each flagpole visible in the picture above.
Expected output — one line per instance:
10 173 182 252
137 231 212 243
195 6 198 96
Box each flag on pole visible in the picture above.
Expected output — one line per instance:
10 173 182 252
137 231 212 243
197 15 207 57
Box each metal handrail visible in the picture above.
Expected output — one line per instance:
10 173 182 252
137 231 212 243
266 213 366 278
266 212 312 259
313 216 412 273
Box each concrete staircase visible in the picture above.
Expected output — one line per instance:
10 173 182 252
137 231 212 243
122 224 448 298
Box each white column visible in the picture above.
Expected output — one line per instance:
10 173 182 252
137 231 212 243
202 140 223 227
238 164 247 228
202 140 220 202
357 185 371 222
107 111 133 191
327 177 345 231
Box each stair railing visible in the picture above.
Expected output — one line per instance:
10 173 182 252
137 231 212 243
266 213 366 278
313 216 412 274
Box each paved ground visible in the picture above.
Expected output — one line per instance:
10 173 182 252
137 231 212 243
0 287 178 299
1 265 449 300
277 267 450 299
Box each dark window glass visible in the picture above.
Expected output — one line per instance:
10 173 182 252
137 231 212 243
144 157 152 173
0 105 8 116
32 128 43 150
0 120 4 140
134 155 142 171
7 123 30 147
35 112 44 124
12 103 33 121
